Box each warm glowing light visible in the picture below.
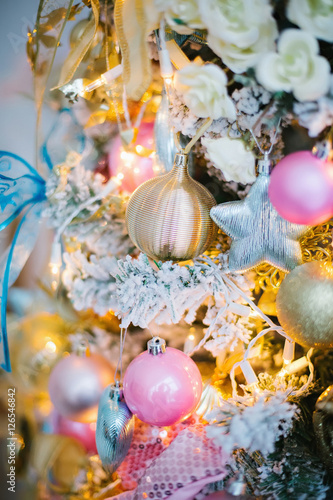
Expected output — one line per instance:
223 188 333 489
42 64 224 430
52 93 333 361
135 145 144 154
249 310 260 318
188 334 195 341
164 77 173 86
117 172 125 180
120 150 129 161
45 341 57 354
134 167 140 174
159 430 167 438
51 280 58 291
50 264 59 275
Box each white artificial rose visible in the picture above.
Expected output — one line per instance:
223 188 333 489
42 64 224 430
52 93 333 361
202 136 256 184
154 0 205 35
198 0 278 73
174 62 236 120
256 29 331 102
287 0 333 43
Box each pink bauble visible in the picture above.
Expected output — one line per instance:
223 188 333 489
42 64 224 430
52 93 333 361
108 121 156 193
48 353 114 423
51 410 97 453
123 340 202 427
268 151 333 225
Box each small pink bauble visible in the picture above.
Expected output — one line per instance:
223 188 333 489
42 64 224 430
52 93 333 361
48 353 114 423
268 150 332 225
108 121 156 193
123 337 202 427
51 410 97 453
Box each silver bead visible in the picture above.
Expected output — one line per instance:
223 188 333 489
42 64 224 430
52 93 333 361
96 383 134 474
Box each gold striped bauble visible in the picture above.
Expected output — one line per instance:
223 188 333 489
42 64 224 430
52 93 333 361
126 152 217 261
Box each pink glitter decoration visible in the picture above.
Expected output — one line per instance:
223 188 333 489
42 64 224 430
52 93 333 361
107 417 227 500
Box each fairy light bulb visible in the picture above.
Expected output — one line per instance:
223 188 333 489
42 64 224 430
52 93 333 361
281 355 309 375
283 339 295 365
156 22 174 98
49 241 62 290
184 330 196 354
240 360 259 386
84 65 123 93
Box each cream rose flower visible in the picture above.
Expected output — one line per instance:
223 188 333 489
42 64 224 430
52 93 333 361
174 62 236 120
287 0 333 43
154 0 204 35
202 136 256 184
256 29 331 102
198 0 278 73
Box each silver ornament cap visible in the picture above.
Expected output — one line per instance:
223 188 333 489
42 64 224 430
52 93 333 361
95 382 135 474
257 152 271 175
147 336 166 355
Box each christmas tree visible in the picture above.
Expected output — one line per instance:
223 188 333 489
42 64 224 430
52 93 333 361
1 1 333 498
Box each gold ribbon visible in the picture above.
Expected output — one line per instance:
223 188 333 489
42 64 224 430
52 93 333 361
114 0 160 101
52 0 100 90
165 39 190 69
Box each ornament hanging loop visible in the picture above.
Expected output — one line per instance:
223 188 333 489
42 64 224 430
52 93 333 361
114 327 127 383
250 116 281 156
109 380 122 400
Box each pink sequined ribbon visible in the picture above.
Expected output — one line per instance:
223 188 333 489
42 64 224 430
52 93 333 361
107 417 227 500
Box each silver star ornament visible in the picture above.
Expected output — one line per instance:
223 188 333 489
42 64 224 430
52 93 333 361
210 155 309 273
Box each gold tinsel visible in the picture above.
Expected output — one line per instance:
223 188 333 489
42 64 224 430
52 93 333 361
207 222 332 293
256 221 333 292
205 222 332 316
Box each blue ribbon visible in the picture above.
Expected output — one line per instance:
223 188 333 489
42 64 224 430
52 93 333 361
0 151 46 372
0 108 86 372
41 108 86 171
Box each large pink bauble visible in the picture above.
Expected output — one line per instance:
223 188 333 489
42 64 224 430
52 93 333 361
108 121 156 193
123 345 202 427
51 410 97 453
268 151 333 225
48 353 114 423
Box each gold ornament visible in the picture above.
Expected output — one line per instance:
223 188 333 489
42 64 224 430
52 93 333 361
313 386 333 475
126 152 217 261
276 261 333 348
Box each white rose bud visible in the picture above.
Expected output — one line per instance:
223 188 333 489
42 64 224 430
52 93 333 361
202 136 256 185
256 29 331 102
174 62 236 120
287 0 333 43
